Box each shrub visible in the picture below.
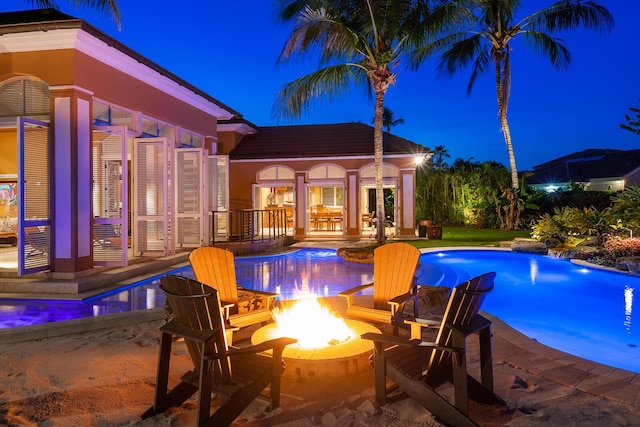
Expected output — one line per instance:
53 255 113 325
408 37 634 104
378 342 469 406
602 236 640 259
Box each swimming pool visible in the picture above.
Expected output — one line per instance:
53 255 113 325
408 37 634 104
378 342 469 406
417 249 639 373
0 249 374 328
0 247 637 373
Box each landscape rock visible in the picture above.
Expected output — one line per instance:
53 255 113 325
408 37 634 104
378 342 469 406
543 238 562 248
337 247 375 264
565 246 602 260
511 238 548 255
615 257 640 275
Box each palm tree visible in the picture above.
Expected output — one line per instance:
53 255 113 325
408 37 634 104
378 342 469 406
25 0 120 26
418 0 613 191
621 99 640 136
274 0 460 244
379 107 405 133
432 144 450 169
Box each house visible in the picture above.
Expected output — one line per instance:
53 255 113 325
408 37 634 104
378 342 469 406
218 122 430 239
526 148 640 192
0 9 238 278
0 9 429 282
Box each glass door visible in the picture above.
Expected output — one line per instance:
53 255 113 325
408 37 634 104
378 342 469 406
18 118 50 275
92 126 128 266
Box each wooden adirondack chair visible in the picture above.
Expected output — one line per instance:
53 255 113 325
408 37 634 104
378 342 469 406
338 242 420 334
362 272 505 427
189 247 277 329
142 275 297 427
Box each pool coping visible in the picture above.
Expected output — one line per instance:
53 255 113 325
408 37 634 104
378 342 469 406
486 313 640 407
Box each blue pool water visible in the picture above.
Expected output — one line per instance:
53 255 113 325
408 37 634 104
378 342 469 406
0 249 374 328
0 248 637 373
417 249 639 373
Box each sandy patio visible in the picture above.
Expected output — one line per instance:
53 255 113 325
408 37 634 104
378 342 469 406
1 300 640 427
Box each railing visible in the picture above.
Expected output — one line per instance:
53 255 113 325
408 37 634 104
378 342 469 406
210 208 288 245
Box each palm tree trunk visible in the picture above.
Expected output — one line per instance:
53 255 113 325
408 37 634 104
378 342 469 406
373 89 386 245
495 60 519 190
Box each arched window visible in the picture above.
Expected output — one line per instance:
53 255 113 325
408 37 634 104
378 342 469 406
0 76 50 120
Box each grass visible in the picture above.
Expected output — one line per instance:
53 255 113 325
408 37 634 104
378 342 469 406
406 227 531 249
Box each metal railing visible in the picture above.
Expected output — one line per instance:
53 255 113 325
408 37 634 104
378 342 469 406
210 208 288 245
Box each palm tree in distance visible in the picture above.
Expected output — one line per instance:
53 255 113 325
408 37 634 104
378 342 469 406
25 0 120 27
621 99 640 136
432 144 450 169
417 0 613 191
379 107 405 133
274 0 461 245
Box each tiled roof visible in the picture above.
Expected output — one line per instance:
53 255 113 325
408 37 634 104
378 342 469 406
527 148 640 184
229 122 429 160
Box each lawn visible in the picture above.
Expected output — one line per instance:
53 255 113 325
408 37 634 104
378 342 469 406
407 227 531 249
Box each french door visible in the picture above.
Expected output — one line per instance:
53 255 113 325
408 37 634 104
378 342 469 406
18 118 50 275
133 137 172 256
92 126 128 266
175 147 205 248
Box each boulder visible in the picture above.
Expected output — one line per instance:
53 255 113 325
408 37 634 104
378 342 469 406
543 238 562 248
511 238 548 255
337 247 374 264
565 246 602 260
615 257 640 275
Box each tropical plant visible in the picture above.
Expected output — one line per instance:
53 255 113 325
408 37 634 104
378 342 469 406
610 184 640 234
432 144 450 170
377 107 405 133
25 0 120 26
273 0 461 245
620 98 640 136
415 0 614 191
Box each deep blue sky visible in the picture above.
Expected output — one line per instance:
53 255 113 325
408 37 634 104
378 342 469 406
2 1 638 170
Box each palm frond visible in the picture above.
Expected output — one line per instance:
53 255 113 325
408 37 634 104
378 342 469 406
521 30 570 70
438 33 484 75
466 49 490 94
272 64 367 121
527 0 614 34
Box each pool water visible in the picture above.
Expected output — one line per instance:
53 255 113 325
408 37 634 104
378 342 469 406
0 247 637 373
0 249 374 328
416 249 639 373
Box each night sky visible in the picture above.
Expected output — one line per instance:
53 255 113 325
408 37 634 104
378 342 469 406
1 1 638 170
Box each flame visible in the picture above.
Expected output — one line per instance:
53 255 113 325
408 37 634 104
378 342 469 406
272 296 353 348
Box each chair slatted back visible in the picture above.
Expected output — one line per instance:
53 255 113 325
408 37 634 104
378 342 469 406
372 242 420 310
425 272 496 386
189 247 239 306
160 275 232 383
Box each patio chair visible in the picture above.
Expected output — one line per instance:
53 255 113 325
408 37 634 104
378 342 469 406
93 223 126 249
338 242 420 334
24 226 48 256
189 246 277 329
142 275 296 426
361 272 505 427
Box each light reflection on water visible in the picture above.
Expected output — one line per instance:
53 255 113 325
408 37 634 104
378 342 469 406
0 248 374 329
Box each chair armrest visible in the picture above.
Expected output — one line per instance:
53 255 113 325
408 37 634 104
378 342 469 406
361 331 420 347
215 337 298 360
405 317 441 340
237 287 278 298
338 283 373 297
161 319 218 343
388 291 415 308
220 300 234 320
361 331 462 353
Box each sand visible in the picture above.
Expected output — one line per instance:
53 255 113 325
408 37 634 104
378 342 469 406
1 318 640 427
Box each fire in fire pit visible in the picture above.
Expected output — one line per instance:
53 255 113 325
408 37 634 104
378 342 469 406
271 296 353 348
252 295 380 380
